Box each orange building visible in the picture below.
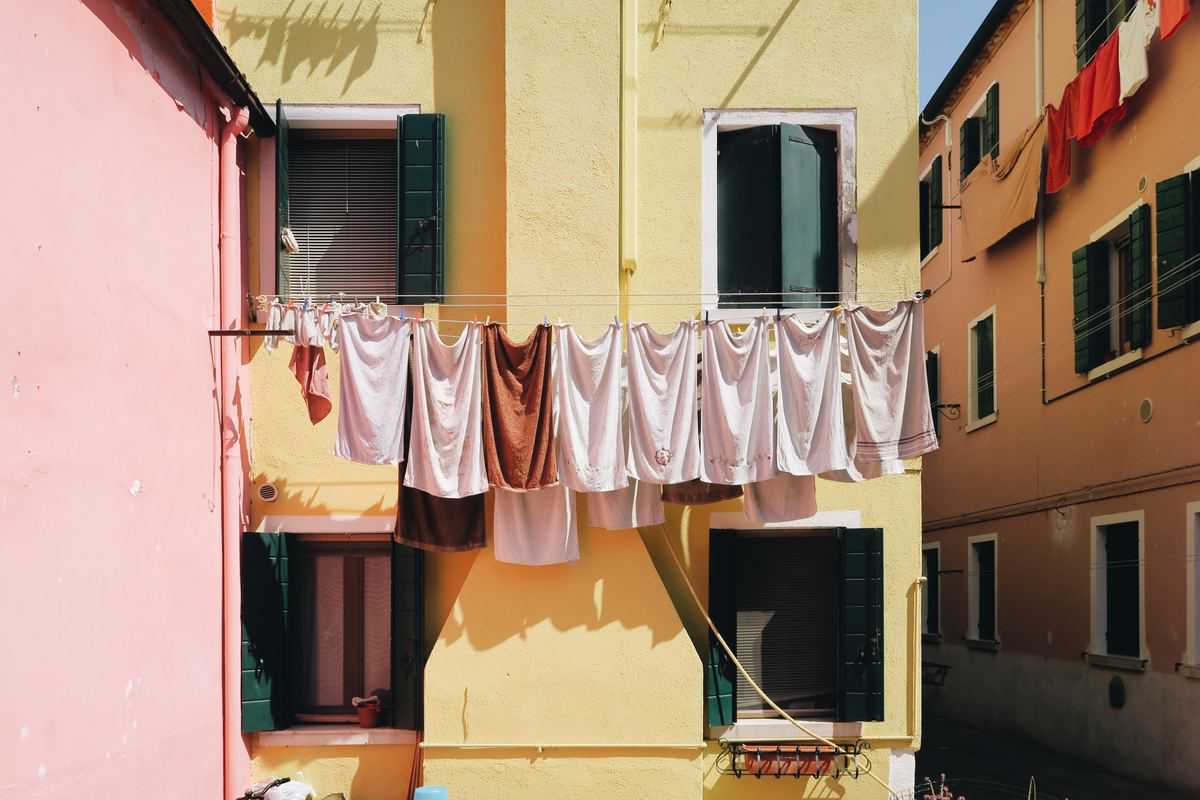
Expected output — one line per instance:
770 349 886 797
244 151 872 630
918 0 1200 791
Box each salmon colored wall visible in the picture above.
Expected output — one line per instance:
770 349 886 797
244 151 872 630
0 1 228 797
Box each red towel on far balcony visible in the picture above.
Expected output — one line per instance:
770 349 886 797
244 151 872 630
1045 81 1076 195
1074 31 1126 147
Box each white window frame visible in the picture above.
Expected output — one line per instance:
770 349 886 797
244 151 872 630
701 108 858 321
1084 200 1148 380
922 541 942 637
1186 502 1200 669
966 533 998 642
965 306 998 432
1088 510 1148 663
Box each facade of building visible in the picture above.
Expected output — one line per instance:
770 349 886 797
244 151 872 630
919 0 1200 792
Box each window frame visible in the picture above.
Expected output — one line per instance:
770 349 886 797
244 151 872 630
922 542 942 640
1083 201 1149 378
966 533 999 644
1088 511 1148 666
958 83 996 182
701 108 858 322
965 306 998 432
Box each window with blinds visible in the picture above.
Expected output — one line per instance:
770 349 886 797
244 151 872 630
285 138 399 298
733 535 839 719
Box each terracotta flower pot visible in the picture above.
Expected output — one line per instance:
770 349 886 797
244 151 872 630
356 704 381 728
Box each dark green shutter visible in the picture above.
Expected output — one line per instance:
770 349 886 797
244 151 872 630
919 179 930 259
930 155 944 249
959 119 969 183
1072 246 1091 372
275 99 290 296
717 127 781 305
390 541 424 729
926 351 940 437
705 531 737 727
1157 174 1193 328
1072 243 1111 372
1127 204 1152 347
838 528 884 722
1104 522 1140 658
975 541 996 641
780 124 838 308
960 118 981 182
398 113 446 302
975 316 995 419
985 84 1000 160
1076 0 1090 70
241 533 292 733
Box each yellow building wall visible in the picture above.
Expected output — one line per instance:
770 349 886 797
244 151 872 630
221 0 920 796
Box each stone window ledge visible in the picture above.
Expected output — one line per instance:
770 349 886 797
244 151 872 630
252 725 418 748
1084 652 1147 673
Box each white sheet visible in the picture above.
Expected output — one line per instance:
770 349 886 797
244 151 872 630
334 313 411 465
700 317 776 485
493 485 580 565
776 312 849 476
626 322 701 485
554 323 628 492
743 473 817 524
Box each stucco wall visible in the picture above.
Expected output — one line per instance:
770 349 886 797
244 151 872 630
0 1 227 797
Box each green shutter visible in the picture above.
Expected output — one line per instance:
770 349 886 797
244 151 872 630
780 124 838 308
926 351 940 437
1072 245 1091 372
975 542 996 641
717 127 781 305
275 99 290 296
1076 0 1090 70
930 155 944 249
390 541 424 730
919 179 930 259
838 528 884 722
1072 243 1111 372
960 118 981 182
398 113 446 302
1104 522 1140 658
985 84 1000 160
241 533 292 733
959 119 969 183
975 316 995 419
1127 204 1152 347
1156 174 1192 328
705 531 737 728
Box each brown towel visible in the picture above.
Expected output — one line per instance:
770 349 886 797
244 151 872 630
394 370 486 551
660 479 743 505
289 345 332 424
481 323 558 490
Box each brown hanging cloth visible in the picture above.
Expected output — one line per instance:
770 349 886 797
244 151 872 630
660 478 743 505
480 323 558 491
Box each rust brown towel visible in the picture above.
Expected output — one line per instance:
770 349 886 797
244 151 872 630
660 479 743 505
394 371 485 551
288 345 332 424
481 323 558 490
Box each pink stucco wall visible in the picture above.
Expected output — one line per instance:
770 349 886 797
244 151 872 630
1 2 232 797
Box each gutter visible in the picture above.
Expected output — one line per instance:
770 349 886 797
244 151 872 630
618 0 638 322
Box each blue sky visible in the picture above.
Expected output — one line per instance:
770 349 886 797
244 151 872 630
920 0 995 108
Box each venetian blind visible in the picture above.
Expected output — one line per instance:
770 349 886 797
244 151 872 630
734 535 838 718
287 138 397 297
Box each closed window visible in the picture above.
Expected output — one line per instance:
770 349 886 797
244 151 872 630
717 124 839 307
968 310 996 425
705 529 884 727
1076 0 1132 69
1155 170 1200 330
922 544 941 637
1096 521 1141 658
959 84 999 182
925 349 940 438
919 156 944 260
274 103 446 302
968 536 997 642
1071 205 1152 373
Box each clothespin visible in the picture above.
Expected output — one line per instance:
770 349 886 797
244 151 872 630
613 314 621 329
705 310 710 326
543 314 550 327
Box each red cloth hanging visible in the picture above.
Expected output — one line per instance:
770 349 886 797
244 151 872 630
1073 31 1126 147
1045 83 1075 194
289 345 332 424
1160 0 1191 39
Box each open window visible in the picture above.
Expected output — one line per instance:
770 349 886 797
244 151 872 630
959 84 999 183
1156 170 1200 330
1089 513 1145 666
922 543 941 639
705 528 884 731
1076 0 1131 69
919 156 944 261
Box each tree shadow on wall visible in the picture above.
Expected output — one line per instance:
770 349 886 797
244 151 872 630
221 2 400 95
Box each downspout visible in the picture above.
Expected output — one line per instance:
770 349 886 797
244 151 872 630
1035 0 1048 405
219 104 251 800
619 0 638 322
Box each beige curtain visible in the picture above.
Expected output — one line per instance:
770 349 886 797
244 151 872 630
961 116 1047 260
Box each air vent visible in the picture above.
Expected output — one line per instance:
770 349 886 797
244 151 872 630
1138 175 1148 193
1138 398 1153 424
258 483 279 503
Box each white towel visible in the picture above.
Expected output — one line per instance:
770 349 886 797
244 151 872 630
554 323 628 492
493 485 580 565
334 314 411 465
264 303 296 352
743 473 817 524
1118 0 1159 103
844 301 938 468
404 320 488 498
586 479 665 530
776 312 849 476
700 317 776 485
626 322 700 484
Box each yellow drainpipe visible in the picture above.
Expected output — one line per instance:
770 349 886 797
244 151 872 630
619 0 638 322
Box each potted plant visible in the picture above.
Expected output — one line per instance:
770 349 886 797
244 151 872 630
352 695 381 728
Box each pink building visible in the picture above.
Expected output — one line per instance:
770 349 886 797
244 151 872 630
0 2 269 797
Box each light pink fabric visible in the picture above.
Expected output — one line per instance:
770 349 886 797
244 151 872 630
493 485 579 565
700 318 776 485
626 322 701 484
743 473 817 524
776 312 849 476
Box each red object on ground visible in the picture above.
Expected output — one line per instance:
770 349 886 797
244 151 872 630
1160 0 1190 39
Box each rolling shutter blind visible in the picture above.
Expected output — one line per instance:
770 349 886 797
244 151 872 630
733 537 838 717
705 531 738 727
390 541 424 730
984 84 1000 160
837 528 884 722
275 99 290 296
284 138 398 297
1127 204 1152 347
929 155 944 249
717 127 781 304
241 533 292 733
398 113 446 302
780 124 839 307
1156 174 1193 328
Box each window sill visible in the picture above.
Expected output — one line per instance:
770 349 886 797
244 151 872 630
1084 653 1147 673
1087 348 1142 382
920 246 941 269
1177 663 1200 680
251 725 418 748
922 633 944 644
712 719 863 743
964 638 1000 652
964 412 997 434
1179 319 1200 342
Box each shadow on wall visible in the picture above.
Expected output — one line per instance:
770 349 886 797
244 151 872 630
220 2 420 95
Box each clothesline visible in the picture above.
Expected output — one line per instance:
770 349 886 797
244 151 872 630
258 289 922 302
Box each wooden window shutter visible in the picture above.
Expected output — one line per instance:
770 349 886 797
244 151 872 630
959 120 970 183
1072 243 1110 372
780 124 839 306
275 99 290 296
975 541 996 641
390 541 424 730
985 84 1000 161
1155 174 1192 328
919 180 930 259
398 113 446 302
705 531 738 727
717 127 781 304
926 351 940 437
1075 0 1090 70
837 528 884 722
930 155 944 250
1127 204 1152 347
241 533 293 733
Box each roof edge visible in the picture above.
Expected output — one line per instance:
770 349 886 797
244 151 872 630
920 0 1019 126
